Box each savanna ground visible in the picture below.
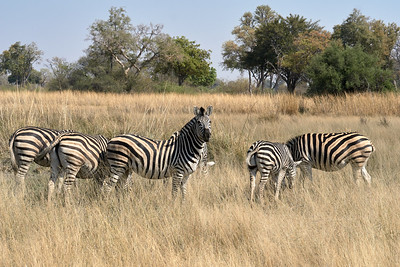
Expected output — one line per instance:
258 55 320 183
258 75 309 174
0 90 399 266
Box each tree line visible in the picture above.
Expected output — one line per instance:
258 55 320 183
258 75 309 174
222 6 400 94
0 7 216 92
1 6 400 94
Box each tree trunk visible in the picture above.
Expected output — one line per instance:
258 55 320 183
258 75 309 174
287 79 296 94
248 70 252 95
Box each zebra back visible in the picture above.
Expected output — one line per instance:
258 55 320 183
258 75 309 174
286 132 374 171
9 126 72 171
42 132 109 173
246 140 295 174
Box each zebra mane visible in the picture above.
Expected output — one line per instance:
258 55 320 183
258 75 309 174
199 107 205 116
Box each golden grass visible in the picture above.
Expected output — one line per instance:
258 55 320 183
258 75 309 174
0 90 400 266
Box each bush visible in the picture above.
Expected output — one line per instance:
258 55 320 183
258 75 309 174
307 43 395 94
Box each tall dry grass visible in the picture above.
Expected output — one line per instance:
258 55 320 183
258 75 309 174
0 90 399 266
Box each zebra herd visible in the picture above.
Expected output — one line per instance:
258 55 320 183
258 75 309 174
8 106 375 204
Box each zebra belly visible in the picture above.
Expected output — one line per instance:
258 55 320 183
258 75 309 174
312 160 348 172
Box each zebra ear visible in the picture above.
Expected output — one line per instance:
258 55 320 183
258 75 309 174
206 106 213 116
193 106 199 116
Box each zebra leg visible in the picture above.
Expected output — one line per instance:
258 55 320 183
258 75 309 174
56 168 66 195
47 150 60 203
258 170 270 202
123 172 133 190
351 162 370 186
249 168 257 202
361 166 372 186
180 175 190 200
274 170 286 200
300 164 313 186
102 173 121 194
359 159 372 186
171 174 183 200
63 167 80 205
15 162 31 196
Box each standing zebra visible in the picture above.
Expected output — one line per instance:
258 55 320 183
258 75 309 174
102 106 213 200
286 132 374 185
36 132 109 203
246 141 300 202
9 126 72 195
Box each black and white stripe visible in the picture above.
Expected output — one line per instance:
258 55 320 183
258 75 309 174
102 106 213 199
36 132 109 203
286 132 374 185
8 126 72 194
198 143 215 177
246 140 300 202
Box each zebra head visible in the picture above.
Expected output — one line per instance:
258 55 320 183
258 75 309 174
193 106 213 142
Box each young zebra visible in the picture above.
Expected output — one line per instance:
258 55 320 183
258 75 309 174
286 132 375 185
8 126 72 195
102 106 213 200
246 140 301 202
36 132 109 203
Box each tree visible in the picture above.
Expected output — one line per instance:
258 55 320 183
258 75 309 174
307 42 395 94
0 42 42 86
333 9 400 67
157 36 215 86
392 36 400 89
254 14 323 93
88 7 166 78
47 57 72 90
222 5 278 94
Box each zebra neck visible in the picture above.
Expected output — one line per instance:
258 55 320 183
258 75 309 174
176 118 205 156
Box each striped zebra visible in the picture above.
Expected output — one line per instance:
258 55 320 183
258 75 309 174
285 132 374 185
36 132 109 203
246 141 301 202
102 106 213 200
8 126 72 195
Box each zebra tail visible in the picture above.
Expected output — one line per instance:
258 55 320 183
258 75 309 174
8 132 18 172
35 132 66 161
246 148 258 170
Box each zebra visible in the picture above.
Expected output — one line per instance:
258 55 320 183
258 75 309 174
154 142 215 188
285 132 375 185
36 132 109 203
246 140 301 202
8 126 73 195
102 106 213 200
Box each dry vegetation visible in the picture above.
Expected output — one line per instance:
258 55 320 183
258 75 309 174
0 90 399 266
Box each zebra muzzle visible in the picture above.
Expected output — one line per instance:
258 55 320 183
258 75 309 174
204 129 211 142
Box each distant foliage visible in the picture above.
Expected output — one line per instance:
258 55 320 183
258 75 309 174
307 42 395 94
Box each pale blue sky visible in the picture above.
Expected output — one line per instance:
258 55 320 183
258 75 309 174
1 0 399 80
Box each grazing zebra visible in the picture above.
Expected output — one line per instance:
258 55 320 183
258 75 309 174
102 106 213 200
286 132 374 185
8 126 73 195
246 140 301 202
36 132 109 203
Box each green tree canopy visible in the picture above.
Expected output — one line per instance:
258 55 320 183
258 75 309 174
0 42 42 86
156 36 215 86
332 9 400 67
221 5 277 93
253 14 323 93
307 42 395 94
